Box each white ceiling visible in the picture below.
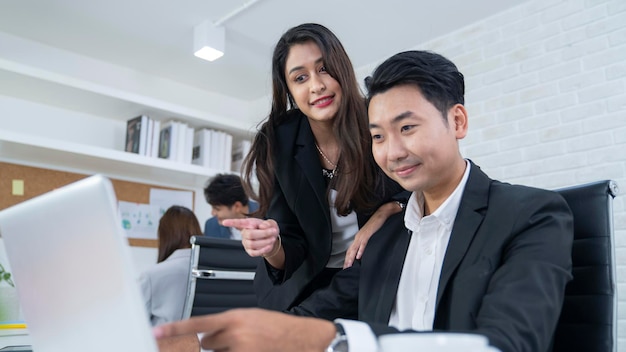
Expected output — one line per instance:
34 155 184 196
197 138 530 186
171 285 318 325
0 0 523 102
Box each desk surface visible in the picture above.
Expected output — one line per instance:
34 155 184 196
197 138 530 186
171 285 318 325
0 330 31 350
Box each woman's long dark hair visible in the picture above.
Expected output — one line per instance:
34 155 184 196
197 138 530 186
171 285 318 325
157 206 202 263
242 23 378 217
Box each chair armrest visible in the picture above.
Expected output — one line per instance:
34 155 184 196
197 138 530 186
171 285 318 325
192 269 255 280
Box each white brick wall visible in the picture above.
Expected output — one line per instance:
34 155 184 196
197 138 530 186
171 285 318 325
403 0 626 348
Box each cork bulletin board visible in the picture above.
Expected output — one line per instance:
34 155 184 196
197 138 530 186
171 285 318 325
0 161 194 248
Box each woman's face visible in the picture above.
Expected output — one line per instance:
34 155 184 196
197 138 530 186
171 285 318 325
284 41 342 125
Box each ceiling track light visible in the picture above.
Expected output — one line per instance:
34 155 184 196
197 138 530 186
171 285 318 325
193 0 262 62
194 20 225 62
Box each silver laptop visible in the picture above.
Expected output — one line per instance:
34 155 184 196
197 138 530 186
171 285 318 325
0 175 158 352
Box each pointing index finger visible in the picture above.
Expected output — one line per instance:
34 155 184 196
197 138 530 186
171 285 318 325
153 315 223 340
221 218 263 229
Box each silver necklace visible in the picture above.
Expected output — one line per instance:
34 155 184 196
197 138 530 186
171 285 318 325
315 143 338 179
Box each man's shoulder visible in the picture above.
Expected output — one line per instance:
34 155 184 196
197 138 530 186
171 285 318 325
489 180 564 203
481 180 571 221
205 216 219 228
468 162 561 202
366 211 406 251
204 216 226 235
465 163 568 214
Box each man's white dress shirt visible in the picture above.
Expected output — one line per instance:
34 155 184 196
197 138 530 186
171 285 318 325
339 161 470 351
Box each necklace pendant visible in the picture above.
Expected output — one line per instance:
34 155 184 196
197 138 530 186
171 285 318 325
322 168 336 179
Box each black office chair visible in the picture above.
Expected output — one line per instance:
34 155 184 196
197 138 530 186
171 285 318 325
182 236 261 318
552 180 619 352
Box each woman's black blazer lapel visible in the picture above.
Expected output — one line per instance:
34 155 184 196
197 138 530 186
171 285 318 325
273 110 332 252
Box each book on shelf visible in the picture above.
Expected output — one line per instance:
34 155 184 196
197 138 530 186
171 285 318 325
158 120 178 160
124 115 149 155
191 128 235 170
145 118 154 157
219 131 228 170
149 120 161 158
192 128 212 167
158 120 196 163
150 122 235 167
175 121 187 163
182 123 194 164
210 129 223 170
223 132 233 172
231 140 252 172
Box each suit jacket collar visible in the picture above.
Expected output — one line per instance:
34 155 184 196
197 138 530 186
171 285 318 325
375 224 412 321
274 110 330 225
372 162 491 323
293 114 328 211
435 161 490 308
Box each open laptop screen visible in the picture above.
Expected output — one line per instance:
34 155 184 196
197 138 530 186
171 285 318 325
0 175 158 352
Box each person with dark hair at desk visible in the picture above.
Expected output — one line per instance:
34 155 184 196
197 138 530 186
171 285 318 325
154 50 573 352
203 173 258 240
138 205 202 326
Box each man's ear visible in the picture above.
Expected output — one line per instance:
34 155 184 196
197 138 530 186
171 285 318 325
232 201 244 213
451 104 468 139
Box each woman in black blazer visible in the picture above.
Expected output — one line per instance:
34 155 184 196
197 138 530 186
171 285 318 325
224 23 404 311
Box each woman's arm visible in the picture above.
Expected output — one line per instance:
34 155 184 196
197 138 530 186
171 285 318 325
223 180 307 279
343 201 403 268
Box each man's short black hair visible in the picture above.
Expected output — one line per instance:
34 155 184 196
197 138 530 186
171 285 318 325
365 50 465 121
204 174 249 207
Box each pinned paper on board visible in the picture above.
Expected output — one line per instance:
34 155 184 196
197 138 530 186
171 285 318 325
149 188 194 215
118 201 160 239
118 188 194 240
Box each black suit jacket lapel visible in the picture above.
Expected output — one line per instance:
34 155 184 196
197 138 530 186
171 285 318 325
273 111 329 216
293 116 329 220
273 110 332 252
374 225 411 322
435 162 490 309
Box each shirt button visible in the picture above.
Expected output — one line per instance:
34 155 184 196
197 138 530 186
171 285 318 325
425 248 433 255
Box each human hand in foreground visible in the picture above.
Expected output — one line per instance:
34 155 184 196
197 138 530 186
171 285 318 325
222 218 284 269
156 334 199 352
153 308 336 352
222 218 280 257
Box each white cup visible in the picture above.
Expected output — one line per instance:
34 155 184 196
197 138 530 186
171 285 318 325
378 332 497 352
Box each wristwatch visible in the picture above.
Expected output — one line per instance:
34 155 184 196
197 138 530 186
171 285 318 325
326 323 349 352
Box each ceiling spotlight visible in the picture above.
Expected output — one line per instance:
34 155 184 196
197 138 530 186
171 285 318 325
193 19 225 62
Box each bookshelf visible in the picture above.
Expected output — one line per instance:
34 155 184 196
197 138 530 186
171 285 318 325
0 130 224 189
0 32 260 191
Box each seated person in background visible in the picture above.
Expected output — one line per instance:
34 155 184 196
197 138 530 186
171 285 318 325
154 50 574 352
139 205 203 326
203 173 258 240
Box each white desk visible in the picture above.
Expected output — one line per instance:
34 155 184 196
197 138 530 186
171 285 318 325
0 330 31 349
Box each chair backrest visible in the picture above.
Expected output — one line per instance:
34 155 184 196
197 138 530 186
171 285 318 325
552 180 619 352
182 236 260 318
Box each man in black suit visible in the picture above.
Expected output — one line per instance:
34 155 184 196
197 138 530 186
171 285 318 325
154 50 573 352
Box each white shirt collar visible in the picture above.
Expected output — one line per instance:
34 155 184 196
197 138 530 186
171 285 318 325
404 160 471 233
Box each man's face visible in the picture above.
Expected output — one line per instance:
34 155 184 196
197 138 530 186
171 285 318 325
211 202 245 225
368 84 467 196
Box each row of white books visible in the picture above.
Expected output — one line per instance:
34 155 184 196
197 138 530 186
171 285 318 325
124 115 160 157
159 120 195 164
124 115 248 171
191 128 232 170
231 139 252 173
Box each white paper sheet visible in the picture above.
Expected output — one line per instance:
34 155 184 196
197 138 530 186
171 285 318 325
149 188 194 215
119 201 160 239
